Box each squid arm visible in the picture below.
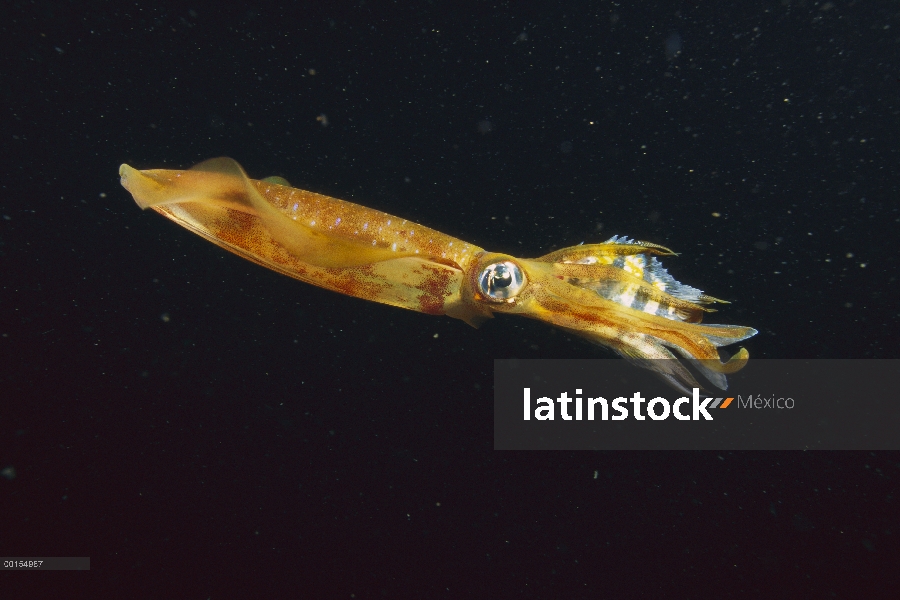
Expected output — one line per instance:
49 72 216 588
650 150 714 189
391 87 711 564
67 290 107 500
120 157 756 392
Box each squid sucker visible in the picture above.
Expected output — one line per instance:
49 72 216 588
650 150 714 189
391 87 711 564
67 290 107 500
120 157 757 393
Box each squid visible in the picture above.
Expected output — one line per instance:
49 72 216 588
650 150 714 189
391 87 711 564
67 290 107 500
119 157 756 392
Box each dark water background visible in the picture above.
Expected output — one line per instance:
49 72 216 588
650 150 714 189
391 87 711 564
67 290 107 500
2 1 898 597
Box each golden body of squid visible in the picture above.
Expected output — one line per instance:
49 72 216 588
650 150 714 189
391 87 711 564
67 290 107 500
120 158 756 392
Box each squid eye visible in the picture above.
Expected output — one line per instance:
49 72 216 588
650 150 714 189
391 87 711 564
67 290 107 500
478 261 525 301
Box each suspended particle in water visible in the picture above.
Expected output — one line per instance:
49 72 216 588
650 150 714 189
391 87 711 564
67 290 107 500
665 32 683 59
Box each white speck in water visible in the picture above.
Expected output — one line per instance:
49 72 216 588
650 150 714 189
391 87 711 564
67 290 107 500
391 243 397 251
372 240 377 246
363 222 368 230
335 217 341 225
310 220 315 226
293 202 298 211
387 219 391 225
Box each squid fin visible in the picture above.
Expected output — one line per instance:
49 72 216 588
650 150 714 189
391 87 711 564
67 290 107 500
262 175 291 186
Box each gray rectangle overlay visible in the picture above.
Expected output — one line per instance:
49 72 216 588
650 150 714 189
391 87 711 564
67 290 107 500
494 359 900 450
1 557 90 570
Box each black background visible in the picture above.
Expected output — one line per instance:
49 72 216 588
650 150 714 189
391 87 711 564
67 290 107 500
2 1 898 597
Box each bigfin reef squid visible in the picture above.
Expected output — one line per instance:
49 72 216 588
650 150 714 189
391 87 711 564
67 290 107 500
119 157 757 393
